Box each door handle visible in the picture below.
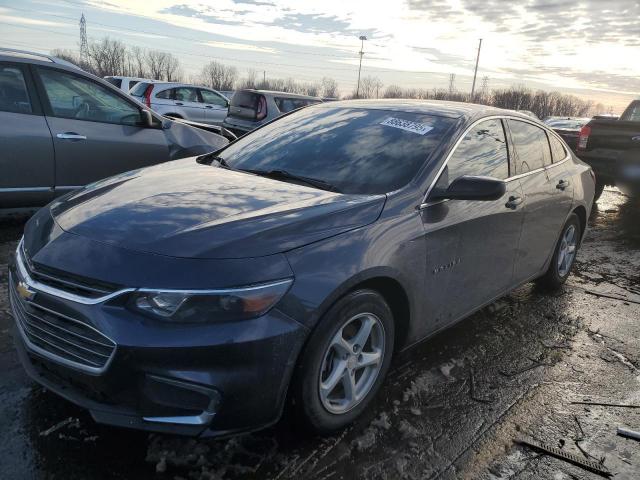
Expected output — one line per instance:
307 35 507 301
205 105 213 109
56 132 86 141
505 196 523 210
556 180 570 190
174 102 184 106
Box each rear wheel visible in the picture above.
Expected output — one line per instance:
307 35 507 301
536 214 581 290
292 290 394 434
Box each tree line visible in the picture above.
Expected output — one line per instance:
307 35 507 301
52 37 607 117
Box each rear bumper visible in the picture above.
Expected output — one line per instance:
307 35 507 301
8 264 308 437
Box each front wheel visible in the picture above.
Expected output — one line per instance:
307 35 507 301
292 290 394 434
536 214 581 290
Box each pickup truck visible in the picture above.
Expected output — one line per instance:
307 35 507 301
577 100 640 201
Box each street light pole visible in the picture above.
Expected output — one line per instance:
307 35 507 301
356 35 367 99
471 38 482 100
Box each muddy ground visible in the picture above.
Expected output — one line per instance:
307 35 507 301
1 188 639 480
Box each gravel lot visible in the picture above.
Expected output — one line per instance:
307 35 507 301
1 188 639 480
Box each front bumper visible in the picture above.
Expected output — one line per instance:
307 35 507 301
8 254 308 437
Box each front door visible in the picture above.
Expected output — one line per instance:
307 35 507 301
421 118 524 327
199 89 228 125
34 66 169 191
173 86 205 122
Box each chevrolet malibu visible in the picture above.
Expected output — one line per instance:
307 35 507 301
9 101 595 437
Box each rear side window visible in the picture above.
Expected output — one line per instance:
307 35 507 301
173 87 198 102
621 102 640 122
155 88 173 99
508 120 552 173
130 82 152 96
548 134 567 163
105 77 122 88
0 64 33 114
275 97 316 113
435 119 509 189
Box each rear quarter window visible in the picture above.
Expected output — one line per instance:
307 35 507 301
0 64 33 114
548 133 568 163
130 82 152 96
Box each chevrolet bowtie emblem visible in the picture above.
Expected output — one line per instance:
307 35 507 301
16 281 36 301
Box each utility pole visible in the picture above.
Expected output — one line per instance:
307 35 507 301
79 13 88 66
263 70 266 85
470 38 482 100
356 35 367 99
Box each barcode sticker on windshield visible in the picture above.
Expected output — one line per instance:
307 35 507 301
380 117 433 135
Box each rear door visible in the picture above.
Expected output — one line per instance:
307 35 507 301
421 118 524 326
507 119 571 282
34 66 169 191
0 62 55 208
199 88 228 125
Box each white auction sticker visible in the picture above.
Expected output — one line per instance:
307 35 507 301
380 117 433 135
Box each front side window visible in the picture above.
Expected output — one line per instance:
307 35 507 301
222 106 455 194
200 89 227 106
434 119 509 190
38 68 141 125
508 120 552 173
548 133 567 163
173 87 198 103
0 64 32 114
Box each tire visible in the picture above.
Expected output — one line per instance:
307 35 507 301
536 213 582 290
593 179 605 203
292 289 395 434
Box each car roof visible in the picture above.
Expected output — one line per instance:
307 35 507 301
0 48 81 70
311 99 525 120
239 89 322 100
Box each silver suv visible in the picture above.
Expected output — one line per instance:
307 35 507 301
130 82 229 125
0 49 227 211
222 89 322 136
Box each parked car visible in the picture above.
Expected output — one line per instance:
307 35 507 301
104 76 155 93
130 82 229 125
222 89 322 136
577 100 640 201
543 117 591 152
10 100 594 438
0 49 228 211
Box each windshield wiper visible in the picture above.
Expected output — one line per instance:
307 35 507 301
243 169 341 193
196 153 232 169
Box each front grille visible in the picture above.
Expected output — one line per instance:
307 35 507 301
20 243 120 299
9 277 116 373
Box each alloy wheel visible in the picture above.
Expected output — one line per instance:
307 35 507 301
318 312 385 414
557 224 577 277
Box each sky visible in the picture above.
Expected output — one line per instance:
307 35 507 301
1 0 639 111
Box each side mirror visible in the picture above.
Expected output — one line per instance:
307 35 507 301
430 175 506 201
141 109 154 127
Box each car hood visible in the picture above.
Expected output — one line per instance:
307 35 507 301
50 158 386 259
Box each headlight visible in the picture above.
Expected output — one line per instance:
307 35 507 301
129 279 293 323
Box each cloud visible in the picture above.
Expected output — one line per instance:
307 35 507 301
0 14 69 27
201 40 277 53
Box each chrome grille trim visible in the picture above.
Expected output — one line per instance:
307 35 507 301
16 239 134 305
9 271 117 375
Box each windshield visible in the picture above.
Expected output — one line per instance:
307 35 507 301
222 106 455 194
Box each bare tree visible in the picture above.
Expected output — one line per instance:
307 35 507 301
129 46 148 78
87 37 128 77
199 61 238 91
448 73 456 95
144 50 181 81
320 77 339 98
357 76 383 99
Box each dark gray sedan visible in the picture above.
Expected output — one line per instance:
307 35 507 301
9 100 595 437
0 49 227 211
